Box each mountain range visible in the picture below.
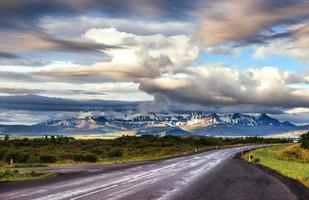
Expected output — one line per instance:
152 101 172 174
0 113 308 137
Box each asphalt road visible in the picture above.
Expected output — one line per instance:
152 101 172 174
0 145 300 200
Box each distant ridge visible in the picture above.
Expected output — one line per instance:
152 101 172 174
0 112 307 137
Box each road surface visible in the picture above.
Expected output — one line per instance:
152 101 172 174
0 145 299 200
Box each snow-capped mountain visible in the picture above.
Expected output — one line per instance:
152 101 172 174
0 112 307 136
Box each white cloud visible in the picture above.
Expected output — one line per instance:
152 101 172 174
286 107 309 114
37 28 200 81
140 65 309 108
253 21 309 63
83 28 200 70
253 38 309 63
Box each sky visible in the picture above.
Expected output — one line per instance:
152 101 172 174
0 0 308 125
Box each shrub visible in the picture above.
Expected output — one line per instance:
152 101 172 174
107 148 123 158
90 147 104 155
0 149 8 160
253 158 260 164
39 155 57 163
4 151 30 163
73 154 97 162
0 170 19 178
72 154 83 162
300 132 309 149
82 154 98 162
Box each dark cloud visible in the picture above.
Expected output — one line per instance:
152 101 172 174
138 93 285 114
0 0 307 44
0 0 195 63
0 94 287 115
38 32 120 54
0 70 115 84
0 71 35 82
1 0 307 57
0 0 199 30
0 95 140 112
0 87 107 96
0 31 121 63
0 52 19 59
273 112 309 126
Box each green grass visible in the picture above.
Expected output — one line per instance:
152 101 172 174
243 144 309 187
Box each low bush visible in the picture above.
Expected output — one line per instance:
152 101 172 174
252 158 260 164
4 151 30 163
107 148 123 158
281 145 309 162
0 170 17 179
73 154 97 162
39 155 57 163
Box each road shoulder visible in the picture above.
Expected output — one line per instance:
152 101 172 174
245 160 309 200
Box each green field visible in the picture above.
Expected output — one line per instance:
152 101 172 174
243 144 309 187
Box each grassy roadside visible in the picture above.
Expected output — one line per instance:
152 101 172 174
0 168 54 182
242 144 309 187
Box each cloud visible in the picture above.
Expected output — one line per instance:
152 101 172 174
0 52 19 59
0 95 141 112
35 28 200 80
0 71 149 100
29 27 308 108
253 21 309 62
0 109 108 125
197 0 309 46
0 87 44 95
273 112 309 126
0 71 35 82
139 66 309 108
40 16 194 37
205 46 242 57
0 94 287 125
0 87 105 96
0 58 51 66
0 31 120 59
286 107 309 114
0 0 198 31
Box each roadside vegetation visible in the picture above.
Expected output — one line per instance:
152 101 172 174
0 169 54 182
300 131 309 149
0 135 290 182
243 132 309 187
